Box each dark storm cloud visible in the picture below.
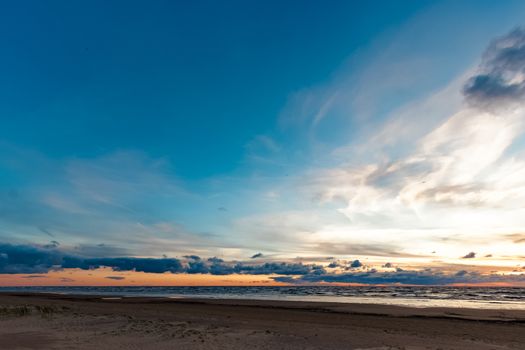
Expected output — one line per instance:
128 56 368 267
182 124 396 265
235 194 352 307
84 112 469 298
0 243 325 276
1 242 524 286
186 259 209 274
0 243 63 274
463 27 525 108
62 257 185 274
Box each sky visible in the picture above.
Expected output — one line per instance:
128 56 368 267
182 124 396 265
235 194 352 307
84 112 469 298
1 0 525 286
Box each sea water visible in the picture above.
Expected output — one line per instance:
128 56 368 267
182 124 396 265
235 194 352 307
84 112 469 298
1 285 524 309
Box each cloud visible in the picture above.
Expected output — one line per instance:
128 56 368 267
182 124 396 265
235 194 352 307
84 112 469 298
186 259 209 274
464 27 525 109
183 255 201 261
43 241 60 249
184 258 327 276
349 260 363 268
2 10 525 273
0 243 63 274
234 262 326 276
291 26 525 263
71 244 129 258
105 276 125 280
62 257 184 274
251 253 264 259
506 233 525 243
327 261 342 268
277 0 498 133
310 242 420 258
38 227 55 238
273 269 525 286
0 148 220 258
247 135 281 154
244 135 283 167
462 252 476 259
1 242 523 286
0 243 326 276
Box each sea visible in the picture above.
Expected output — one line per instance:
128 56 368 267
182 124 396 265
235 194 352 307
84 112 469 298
1 285 524 309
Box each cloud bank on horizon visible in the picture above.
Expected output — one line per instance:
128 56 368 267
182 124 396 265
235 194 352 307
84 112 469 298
1 1 525 285
1 242 524 286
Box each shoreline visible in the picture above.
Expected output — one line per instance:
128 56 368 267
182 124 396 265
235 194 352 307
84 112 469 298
2 289 525 313
1 292 524 349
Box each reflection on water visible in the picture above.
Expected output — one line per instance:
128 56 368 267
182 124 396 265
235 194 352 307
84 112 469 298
1 286 524 309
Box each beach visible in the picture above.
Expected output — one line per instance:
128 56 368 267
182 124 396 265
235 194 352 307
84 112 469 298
0 293 524 349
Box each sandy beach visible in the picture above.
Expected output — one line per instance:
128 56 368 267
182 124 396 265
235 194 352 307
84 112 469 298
0 293 523 349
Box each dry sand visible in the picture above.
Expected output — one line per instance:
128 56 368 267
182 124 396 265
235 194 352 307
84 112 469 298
0 293 524 349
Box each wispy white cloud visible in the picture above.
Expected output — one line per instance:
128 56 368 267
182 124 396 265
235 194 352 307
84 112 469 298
0 148 229 257
213 26 525 267
288 27 525 263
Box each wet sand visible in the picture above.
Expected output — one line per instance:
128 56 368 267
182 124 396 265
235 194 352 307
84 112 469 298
0 293 524 349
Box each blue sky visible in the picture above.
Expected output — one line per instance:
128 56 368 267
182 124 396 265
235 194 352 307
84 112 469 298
1 1 525 285
0 1 421 175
